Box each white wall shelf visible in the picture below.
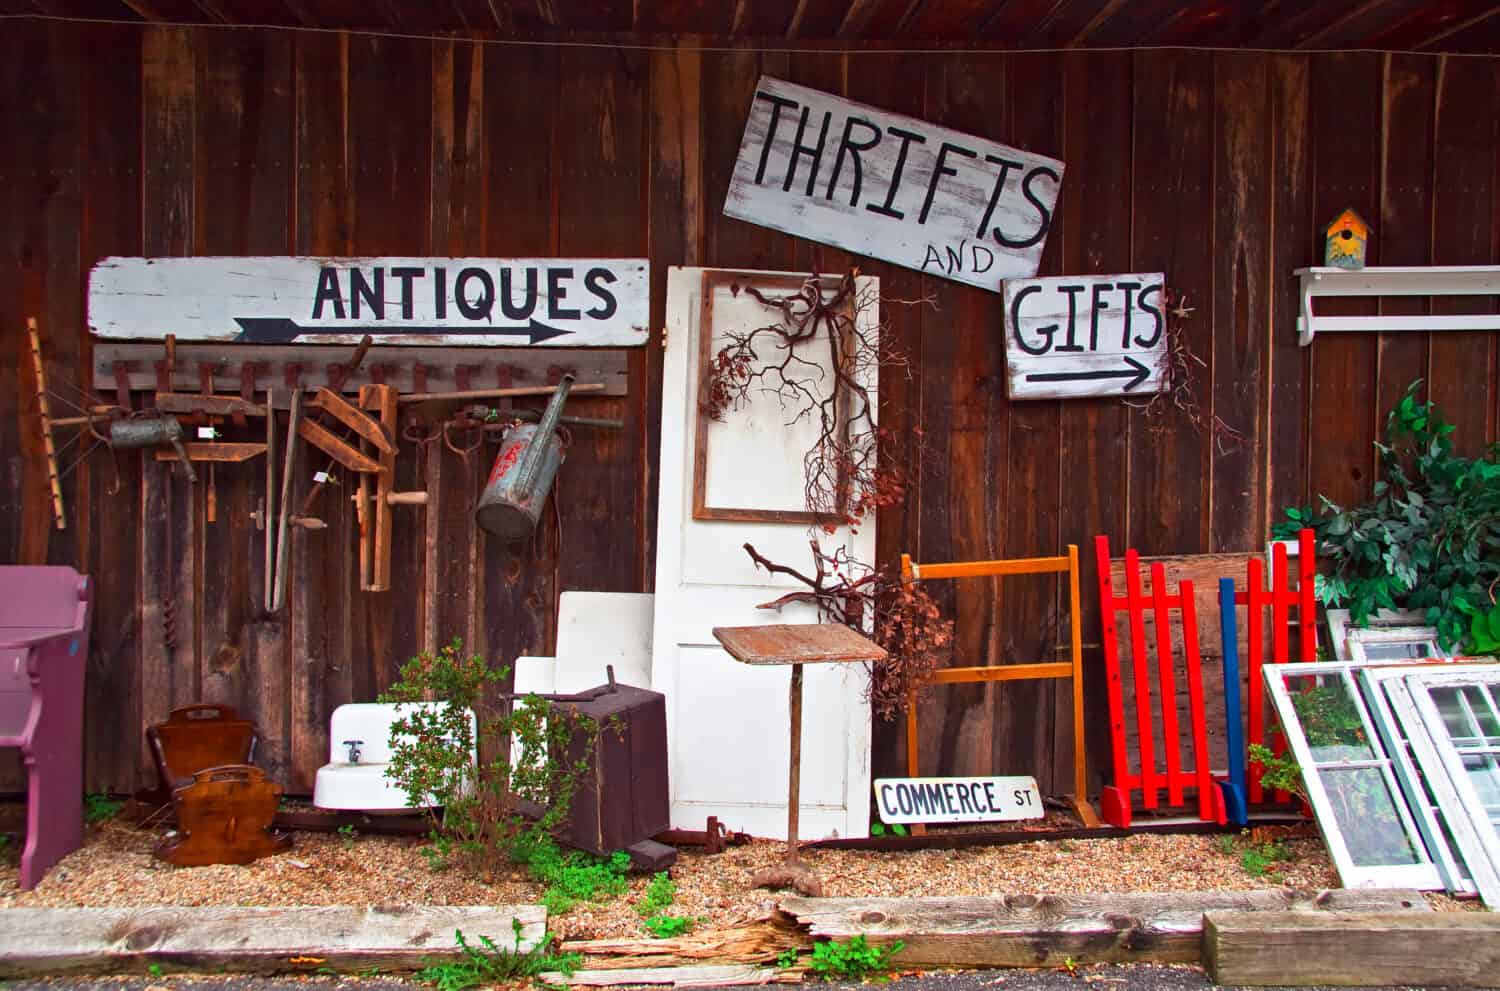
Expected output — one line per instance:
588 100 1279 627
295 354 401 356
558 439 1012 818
1296 266 1500 346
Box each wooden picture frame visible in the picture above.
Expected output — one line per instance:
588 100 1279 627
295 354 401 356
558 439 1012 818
691 269 854 525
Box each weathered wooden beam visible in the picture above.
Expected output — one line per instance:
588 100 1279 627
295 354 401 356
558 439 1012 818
1203 911 1500 987
153 392 266 417
151 442 267 463
777 890 1430 968
310 388 394 455
0 905 546 977
297 418 380 474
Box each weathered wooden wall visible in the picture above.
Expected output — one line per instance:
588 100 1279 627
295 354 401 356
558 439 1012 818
3 20 1499 801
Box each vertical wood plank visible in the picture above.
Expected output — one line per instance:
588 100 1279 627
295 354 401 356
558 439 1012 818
1209 54 1271 554
645 41 702 593
917 53 1007 778
999 52 1066 796
1307 53 1381 511
554 45 648 602
1428 54 1496 454
425 38 487 659
1058 50 1133 798
1265 55 1313 528
1128 51 1214 556
482 43 556 677
1374 54 1435 426
346 31 431 696
193 28 294 779
287 29 353 792
139 24 200 789
78 21 144 793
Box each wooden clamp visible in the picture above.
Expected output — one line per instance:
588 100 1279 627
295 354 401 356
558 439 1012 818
356 383 403 592
297 419 380 474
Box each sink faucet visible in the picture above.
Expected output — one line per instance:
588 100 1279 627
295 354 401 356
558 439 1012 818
342 739 364 764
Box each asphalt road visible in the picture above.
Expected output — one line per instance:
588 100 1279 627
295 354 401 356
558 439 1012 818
2 964 1490 991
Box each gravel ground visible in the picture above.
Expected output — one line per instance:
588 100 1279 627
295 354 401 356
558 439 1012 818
0 801 1402 939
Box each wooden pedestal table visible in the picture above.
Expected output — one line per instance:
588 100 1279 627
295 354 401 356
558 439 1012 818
711 623 886 897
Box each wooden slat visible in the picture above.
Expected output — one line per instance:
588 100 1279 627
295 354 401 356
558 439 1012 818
713 624 886 665
1204 911 1500 987
910 556 1069 579
779 889 1429 968
0 905 547 977
310 388 394 454
929 662 1072 683
547 966 794 987
152 442 267 462
297 418 380 473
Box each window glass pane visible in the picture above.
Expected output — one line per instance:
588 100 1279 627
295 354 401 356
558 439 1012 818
1461 755 1500 816
1463 686 1500 740
1361 640 1434 660
1432 686 1478 742
1283 673 1374 761
1322 767 1420 866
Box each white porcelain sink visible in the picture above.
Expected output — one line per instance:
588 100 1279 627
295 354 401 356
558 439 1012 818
312 702 476 811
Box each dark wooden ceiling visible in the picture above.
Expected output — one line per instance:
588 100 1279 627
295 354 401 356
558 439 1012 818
4 0 1500 51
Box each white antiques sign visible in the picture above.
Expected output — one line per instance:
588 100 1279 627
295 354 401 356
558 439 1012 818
1003 272 1168 400
874 775 1043 825
724 76 1064 292
88 256 650 347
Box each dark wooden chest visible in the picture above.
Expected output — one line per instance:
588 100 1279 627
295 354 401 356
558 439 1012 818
553 682 670 856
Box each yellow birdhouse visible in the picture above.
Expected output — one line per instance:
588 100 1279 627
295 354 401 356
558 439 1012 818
1323 208 1370 269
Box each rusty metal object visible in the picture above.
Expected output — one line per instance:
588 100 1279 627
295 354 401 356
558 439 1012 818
655 815 749 854
109 415 196 483
474 374 574 541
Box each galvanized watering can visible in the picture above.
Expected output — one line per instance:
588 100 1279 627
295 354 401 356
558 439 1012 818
474 374 573 541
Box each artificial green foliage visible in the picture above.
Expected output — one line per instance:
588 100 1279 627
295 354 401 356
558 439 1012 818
379 638 595 872
807 935 905 982
1274 380 1500 652
416 920 581 991
868 821 908 837
84 793 123 825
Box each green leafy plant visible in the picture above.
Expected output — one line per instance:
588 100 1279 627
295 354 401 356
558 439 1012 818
337 824 357 850
379 638 595 872
642 914 697 938
1275 380 1500 652
807 935 904 982
513 833 631 916
147 964 164 978
637 871 676 917
1212 833 1239 856
869 821 908 837
84 793 123 825
416 920 581 991
776 948 802 969
1240 838 1292 878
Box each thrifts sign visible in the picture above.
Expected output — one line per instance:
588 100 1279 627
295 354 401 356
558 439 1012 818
724 76 1064 292
88 256 650 347
874 775 1043 825
1003 272 1168 400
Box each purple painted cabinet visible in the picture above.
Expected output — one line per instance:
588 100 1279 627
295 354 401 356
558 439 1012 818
0 566 92 889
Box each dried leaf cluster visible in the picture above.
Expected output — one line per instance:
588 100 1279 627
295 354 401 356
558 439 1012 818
744 541 953 719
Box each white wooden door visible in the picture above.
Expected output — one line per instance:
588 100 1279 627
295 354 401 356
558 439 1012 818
652 267 876 840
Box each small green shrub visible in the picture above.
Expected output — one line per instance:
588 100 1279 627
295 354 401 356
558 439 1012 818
637 871 676 917
84 793 123 825
1212 833 1239 856
807 935 904 982
337 823 357 850
869 821 908 837
1240 839 1292 878
775 948 801 969
416 920 581 991
1248 743 1309 802
513 834 630 916
642 914 696 939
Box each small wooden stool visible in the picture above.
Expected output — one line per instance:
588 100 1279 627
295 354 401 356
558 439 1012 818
713 623 885 897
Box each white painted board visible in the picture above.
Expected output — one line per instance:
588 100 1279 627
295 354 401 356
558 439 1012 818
724 76 1063 292
1003 272 1168 400
875 775 1042 824
88 256 650 347
653 267 874 840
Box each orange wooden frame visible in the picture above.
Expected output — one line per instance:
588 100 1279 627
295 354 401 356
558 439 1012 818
899 546 1099 829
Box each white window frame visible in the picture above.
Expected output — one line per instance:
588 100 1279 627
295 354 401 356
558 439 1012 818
1360 664 1500 907
1263 661 1444 890
1325 608 1434 662
1346 626 1446 663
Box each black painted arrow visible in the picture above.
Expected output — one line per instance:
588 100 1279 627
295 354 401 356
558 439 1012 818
232 317 574 346
1024 355 1152 391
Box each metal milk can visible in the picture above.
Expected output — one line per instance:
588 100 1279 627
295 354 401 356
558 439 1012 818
474 374 573 541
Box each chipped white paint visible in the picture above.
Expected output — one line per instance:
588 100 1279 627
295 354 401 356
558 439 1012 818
1003 272 1169 400
724 76 1064 292
88 256 650 347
